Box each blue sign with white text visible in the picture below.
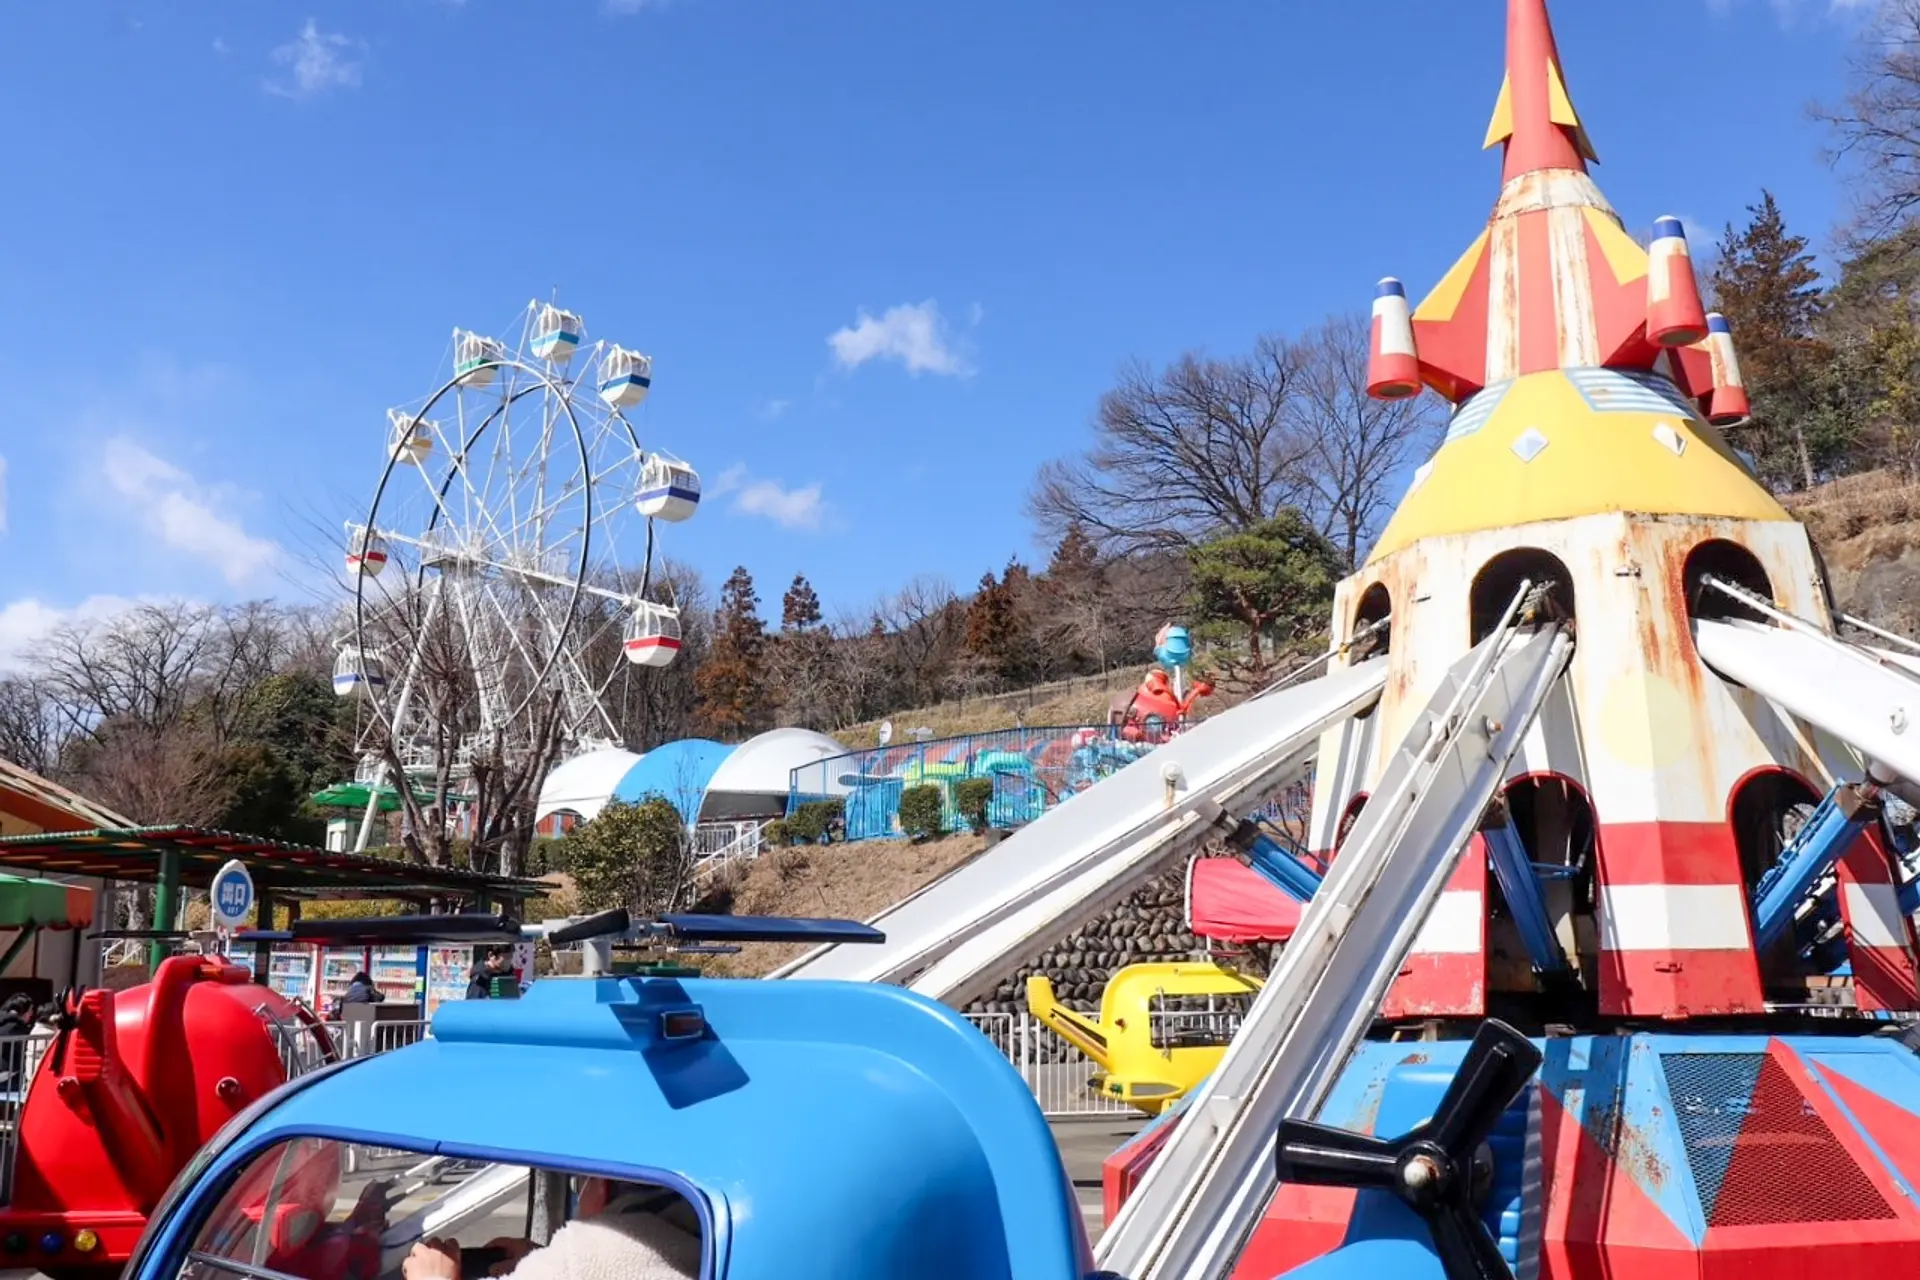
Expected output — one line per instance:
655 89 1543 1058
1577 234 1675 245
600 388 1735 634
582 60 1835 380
211 860 255 927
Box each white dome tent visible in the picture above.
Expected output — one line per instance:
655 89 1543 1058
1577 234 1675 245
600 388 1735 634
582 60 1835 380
700 728 848 822
535 747 644 828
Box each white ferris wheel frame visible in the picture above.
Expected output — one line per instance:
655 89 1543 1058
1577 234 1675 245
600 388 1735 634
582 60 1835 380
346 308 665 851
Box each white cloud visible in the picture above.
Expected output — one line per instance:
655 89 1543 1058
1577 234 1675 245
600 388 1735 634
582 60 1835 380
1707 0 1878 22
708 463 748 497
707 463 829 531
99 437 281 587
265 20 365 99
733 478 828 531
1675 214 1714 248
761 398 792 421
829 300 974 377
0 595 146 676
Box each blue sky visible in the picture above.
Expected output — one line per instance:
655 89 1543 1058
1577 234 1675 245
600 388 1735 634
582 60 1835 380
0 0 1884 662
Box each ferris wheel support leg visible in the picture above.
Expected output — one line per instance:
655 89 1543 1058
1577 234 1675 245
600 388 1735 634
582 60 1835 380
355 578 447 853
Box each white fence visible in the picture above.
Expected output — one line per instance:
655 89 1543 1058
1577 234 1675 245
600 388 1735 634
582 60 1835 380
289 1011 1151 1118
967 1011 1141 1117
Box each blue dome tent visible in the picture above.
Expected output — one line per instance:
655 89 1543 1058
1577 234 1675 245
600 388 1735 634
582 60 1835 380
610 739 735 824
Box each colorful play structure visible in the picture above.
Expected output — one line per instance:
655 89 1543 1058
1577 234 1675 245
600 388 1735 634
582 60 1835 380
790 725 1161 841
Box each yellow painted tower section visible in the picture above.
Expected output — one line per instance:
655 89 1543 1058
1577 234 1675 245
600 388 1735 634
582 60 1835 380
1366 368 1791 565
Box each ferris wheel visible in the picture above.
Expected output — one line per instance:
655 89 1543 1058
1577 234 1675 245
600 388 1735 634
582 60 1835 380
333 299 698 847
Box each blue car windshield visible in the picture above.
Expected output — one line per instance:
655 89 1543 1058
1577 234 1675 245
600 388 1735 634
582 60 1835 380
174 1137 702 1280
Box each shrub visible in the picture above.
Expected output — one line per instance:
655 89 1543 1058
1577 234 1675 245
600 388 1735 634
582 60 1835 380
898 784 945 841
786 798 846 844
955 778 995 835
527 835 568 876
759 818 791 848
560 798 694 914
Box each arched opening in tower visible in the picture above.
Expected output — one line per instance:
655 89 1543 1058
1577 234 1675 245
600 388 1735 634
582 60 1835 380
1730 767 1827 986
1352 583 1392 660
1684 538 1774 625
1331 792 1369 862
1484 774 1598 1021
1469 548 1575 645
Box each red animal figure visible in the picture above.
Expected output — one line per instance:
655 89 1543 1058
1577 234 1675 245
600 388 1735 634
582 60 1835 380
1113 667 1214 743
4 954 337 1276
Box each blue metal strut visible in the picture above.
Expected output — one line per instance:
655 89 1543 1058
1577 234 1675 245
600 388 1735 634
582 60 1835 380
1480 816 1569 976
1196 799 1323 903
1751 782 1881 953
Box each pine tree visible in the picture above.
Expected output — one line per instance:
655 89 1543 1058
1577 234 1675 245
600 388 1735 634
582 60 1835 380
1040 524 1112 673
694 566 771 737
782 574 824 633
773 573 835 729
1709 191 1833 490
1187 509 1341 667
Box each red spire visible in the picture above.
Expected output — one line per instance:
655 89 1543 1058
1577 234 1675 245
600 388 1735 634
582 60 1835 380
1484 0 1599 183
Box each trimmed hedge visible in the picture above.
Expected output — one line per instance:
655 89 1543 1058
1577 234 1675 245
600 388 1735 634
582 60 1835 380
898 784 945 841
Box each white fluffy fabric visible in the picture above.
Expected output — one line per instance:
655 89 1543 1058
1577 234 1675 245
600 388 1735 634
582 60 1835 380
503 1212 699 1280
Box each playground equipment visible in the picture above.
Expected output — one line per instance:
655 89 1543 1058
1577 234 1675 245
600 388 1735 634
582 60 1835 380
1025 961 1260 1116
335 298 697 851
0 948 337 1275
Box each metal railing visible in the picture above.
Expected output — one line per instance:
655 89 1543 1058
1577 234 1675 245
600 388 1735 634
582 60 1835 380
691 821 767 883
791 725 1162 842
276 1007 1155 1120
0 1032 55 1204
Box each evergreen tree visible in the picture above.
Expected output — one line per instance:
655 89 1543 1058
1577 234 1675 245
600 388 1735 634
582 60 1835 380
782 574 825 633
1187 509 1341 667
773 573 835 730
1709 191 1835 489
963 566 1037 684
694 566 772 737
1039 524 1113 673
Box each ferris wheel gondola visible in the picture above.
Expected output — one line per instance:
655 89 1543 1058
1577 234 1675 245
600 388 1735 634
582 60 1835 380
623 601 683 668
635 454 701 523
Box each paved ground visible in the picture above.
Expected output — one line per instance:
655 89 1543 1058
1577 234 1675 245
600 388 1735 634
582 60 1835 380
1050 1114 1148 1241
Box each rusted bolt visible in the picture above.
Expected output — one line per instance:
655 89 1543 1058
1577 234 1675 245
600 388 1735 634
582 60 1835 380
1402 1153 1442 1192
216 1077 244 1104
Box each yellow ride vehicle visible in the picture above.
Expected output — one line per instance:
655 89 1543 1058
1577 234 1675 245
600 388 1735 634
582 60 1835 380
1025 960 1261 1116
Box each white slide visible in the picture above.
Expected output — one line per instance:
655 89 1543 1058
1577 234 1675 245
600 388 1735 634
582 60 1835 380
1693 618 1920 785
770 658 1388 1006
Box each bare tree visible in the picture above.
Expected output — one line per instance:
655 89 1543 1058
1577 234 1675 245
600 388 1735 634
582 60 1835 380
1294 314 1445 568
1816 2 1920 249
0 678 76 779
1028 334 1319 556
67 721 236 828
822 610 897 727
877 575 963 705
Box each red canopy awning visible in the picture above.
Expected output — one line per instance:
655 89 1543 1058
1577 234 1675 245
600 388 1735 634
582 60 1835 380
1187 856 1301 943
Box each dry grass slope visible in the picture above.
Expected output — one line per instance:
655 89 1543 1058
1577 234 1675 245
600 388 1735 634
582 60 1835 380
694 833 989 976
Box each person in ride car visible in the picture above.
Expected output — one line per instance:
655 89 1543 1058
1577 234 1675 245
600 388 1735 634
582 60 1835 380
401 1179 697 1280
